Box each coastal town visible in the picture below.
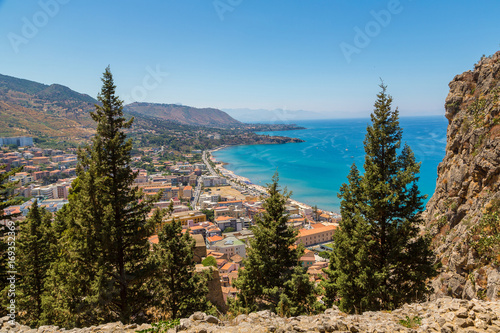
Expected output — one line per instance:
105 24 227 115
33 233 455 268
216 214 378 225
1 136 341 307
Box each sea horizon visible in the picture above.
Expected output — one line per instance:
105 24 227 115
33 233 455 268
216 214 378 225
213 115 448 213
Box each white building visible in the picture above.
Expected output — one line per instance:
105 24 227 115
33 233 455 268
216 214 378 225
203 176 227 187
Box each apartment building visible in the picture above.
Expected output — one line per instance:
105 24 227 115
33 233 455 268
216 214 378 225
296 223 337 247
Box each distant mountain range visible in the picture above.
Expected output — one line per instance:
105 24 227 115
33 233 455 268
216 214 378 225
0 73 243 141
223 108 331 123
125 102 241 127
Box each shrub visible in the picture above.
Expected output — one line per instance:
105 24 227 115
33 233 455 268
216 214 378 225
399 315 422 329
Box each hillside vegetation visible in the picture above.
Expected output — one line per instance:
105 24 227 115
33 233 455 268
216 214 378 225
0 73 303 149
125 102 242 127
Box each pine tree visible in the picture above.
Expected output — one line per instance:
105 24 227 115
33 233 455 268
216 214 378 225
151 219 210 319
0 165 23 317
324 83 436 313
233 172 319 314
322 165 375 313
42 67 161 326
16 200 55 327
278 266 322 317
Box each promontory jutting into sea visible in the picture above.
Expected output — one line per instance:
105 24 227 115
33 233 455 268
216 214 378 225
212 116 448 213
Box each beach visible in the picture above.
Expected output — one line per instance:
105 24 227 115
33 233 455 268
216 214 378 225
207 148 341 219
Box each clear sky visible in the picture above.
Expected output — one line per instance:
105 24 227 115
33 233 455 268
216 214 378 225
1 0 499 118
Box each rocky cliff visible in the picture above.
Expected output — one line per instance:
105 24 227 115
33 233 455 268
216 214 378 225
423 51 500 301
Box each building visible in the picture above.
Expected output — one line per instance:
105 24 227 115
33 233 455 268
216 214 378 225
220 262 239 274
203 176 227 187
216 200 243 209
134 170 148 184
214 206 244 219
31 157 50 165
285 205 300 215
155 211 207 233
299 250 317 268
194 163 206 170
0 137 33 147
210 236 246 258
296 223 337 247
215 216 247 232
207 235 224 245
140 184 181 201
183 185 193 199
31 186 55 199
9 172 33 186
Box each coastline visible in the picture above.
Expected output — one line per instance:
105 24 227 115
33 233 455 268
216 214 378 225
207 147 341 219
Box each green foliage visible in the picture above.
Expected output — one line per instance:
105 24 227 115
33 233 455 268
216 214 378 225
323 83 437 314
41 67 162 327
15 201 56 327
201 209 214 222
468 88 500 129
202 256 218 267
232 173 320 315
150 219 211 319
0 165 24 316
136 318 180 333
318 251 330 259
277 266 324 317
470 210 500 265
477 289 487 300
222 227 235 233
399 315 422 328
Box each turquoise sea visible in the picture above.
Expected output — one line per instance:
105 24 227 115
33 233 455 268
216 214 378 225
212 116 448 213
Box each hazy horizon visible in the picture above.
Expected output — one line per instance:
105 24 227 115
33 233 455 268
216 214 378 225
1 0 499 118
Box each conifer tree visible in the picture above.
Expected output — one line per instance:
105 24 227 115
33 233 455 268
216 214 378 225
233 173 319 314
0 165 23 316
42 67 161 326
324 83 436 313
17 200 55 327
278 265 322 317
150 219 210 319
322 165 374 312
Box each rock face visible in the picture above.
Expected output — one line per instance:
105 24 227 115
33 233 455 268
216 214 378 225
9 298 500 332
422 51 500 300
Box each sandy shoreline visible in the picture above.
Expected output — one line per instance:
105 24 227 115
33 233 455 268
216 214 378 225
208 148 340 218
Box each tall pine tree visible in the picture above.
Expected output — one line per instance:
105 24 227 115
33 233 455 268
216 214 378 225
17 200 55 327
42 67 161 326
323 165 375 313
0 165 23 317
233 172 319 315
324 83 436 313
150 219 211 319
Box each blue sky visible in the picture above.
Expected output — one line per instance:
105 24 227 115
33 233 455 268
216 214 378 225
0 0 499 118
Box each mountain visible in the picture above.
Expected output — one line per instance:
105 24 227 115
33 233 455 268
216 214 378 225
0 73 97 141
223 108 330 123
0 74 242 142
423 51 500 301
125 102 242 127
